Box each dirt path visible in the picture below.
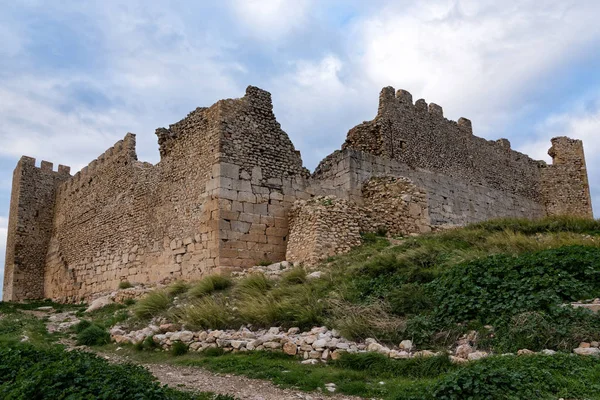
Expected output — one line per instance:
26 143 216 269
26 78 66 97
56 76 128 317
145 363 363 400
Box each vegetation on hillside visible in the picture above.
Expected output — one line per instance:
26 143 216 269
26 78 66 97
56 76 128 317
133 216 600 352
2 216 600 399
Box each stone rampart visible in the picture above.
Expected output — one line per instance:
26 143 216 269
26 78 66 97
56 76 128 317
2 85 593 302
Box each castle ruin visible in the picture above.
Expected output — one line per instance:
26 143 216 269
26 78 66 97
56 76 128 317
3 86 593 302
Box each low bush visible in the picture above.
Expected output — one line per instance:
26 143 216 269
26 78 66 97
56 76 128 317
134 290 171 319
72 319 92 333
118 280 133 289
432 246 600 325
76 324 110 346
0 344 230 399
188 275 232 298
171 341 189 356
430 354 600 400
234 273 273 297
280 267 307 285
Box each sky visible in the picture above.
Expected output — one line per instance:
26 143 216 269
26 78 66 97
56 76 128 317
1 0 599 295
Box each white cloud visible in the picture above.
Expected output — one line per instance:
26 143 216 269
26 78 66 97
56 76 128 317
519 95 600 216
229 0 312 39
348 0 600 136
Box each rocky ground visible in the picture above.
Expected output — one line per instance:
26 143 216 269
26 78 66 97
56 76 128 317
22 306 362 400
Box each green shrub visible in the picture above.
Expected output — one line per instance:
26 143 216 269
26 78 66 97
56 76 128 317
388 283 433 316
431 354 600 399
72 319 92 333
257 259 271 267
329 300 405 343
0 344 223 399
124 298 136 306
118 281 133 290
171 341 188 356
492 307 600 352
189 275 232 298
76 324 110 346
235 273 273 297
134 290 171 319
432 246 600 325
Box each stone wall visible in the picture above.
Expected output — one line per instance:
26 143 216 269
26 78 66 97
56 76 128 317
286 177 430 265
313 149 547 226
541 137 593 218
3 157 70 301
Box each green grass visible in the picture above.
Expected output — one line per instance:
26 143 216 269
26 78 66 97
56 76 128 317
188 275 233 298
134 290 171 319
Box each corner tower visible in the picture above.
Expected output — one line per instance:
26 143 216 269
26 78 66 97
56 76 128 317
541 137 593 218
3 157 70 301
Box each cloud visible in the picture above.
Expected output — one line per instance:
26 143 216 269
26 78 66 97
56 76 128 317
347 0 600 136
228 0 312 40
519 93 600 216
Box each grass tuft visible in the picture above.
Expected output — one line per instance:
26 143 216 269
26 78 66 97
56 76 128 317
188 275 232 298
133 290 171 319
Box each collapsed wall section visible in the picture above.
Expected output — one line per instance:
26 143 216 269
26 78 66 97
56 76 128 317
286 177 430 265
3 157 70 301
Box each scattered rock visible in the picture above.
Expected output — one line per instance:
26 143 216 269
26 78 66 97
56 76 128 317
455 344 473 359
399 340 413 351
85 296 113 313
467 351 488 361
574 347 600 356
517 349 535 356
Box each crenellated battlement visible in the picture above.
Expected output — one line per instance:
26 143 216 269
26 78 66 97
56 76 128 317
17 156 71 175
58 133 138 196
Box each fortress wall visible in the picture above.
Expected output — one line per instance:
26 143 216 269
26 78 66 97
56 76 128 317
45 105 225 301
3 157 70 301
343 87 544 202
541 137 593 218
208 87 312 269
314 149 546 226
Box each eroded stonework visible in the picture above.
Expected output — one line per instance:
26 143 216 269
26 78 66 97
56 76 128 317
3 85 593 302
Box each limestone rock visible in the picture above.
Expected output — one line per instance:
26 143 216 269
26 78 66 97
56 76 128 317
86 296 113 313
